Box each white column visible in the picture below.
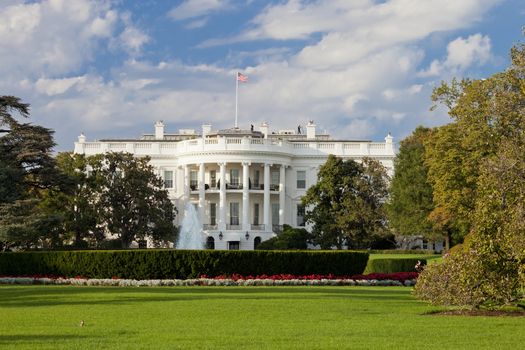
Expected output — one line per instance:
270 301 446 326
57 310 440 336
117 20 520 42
183 165 190 202
219 162 226 231
263 163 271 231
198 163 205 223
242 162 250 231
279 165 286 226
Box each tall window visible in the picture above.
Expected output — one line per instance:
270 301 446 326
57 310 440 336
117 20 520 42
271 171 279 185
190 170 198 189
271 171 280 190
230 202 239 225
210 170 217 188
254 170 260 187
297 204 305 226
210 203 217 225
164 170 173 189
253 203 259 225
296 170 306 189
272 203 280 226
230 169 239 186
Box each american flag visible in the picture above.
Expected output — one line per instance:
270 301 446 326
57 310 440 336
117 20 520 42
237 72 248 83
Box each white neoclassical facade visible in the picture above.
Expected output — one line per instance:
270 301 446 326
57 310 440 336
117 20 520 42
74 121 395 250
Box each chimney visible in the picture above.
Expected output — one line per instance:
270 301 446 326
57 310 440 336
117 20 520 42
306 120 316 139
155 121 165 140
202 124 212 137
385 132 394 153
260 122 269 139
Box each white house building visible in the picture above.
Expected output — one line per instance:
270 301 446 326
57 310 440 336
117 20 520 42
74 121 395 250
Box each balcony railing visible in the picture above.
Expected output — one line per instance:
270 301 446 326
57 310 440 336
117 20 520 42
250 224 265 231
203 224 217 230
226 224 241 230
225 183 243 190
272 225 284 233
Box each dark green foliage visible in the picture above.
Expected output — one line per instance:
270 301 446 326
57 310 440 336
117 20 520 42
364 258 426 274
386 127 438 240
256 225 310 250
0 96 70 251
0 250 369 279
302 155 389 249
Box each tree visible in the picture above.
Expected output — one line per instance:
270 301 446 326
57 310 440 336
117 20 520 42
302 155 389 249
89 152 176 248
256 225 310 250
0 96 66 250
51 152 105 247
415 40 525 309
386 127 444 246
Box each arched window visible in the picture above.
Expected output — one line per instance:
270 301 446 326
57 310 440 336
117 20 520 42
206 236 215 250
254 236 262 250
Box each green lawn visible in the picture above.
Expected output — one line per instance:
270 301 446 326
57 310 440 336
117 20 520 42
0 285 523 349
368 253 442 265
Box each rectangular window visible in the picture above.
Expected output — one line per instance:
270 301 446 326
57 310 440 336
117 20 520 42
272 203 280 226
228 241 240 250
297 171 306 189
254 170 260 187
230 202 239 225
210 203 216 225
271 171 279 185
230 169 239 186
210 170 217 188
271 171 279 190
190 170 198 189
297 204 305 227
164 170 173 189
253 203 259 225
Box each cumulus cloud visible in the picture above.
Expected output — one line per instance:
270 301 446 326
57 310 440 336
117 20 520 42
168 0 231 21
419 34 492 77
118 13 150 56
0 0 504 150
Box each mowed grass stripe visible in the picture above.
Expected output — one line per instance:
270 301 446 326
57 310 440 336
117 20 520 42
0 286 522 349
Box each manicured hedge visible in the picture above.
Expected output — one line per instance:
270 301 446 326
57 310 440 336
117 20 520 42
364 258 426 274
0 250 369 279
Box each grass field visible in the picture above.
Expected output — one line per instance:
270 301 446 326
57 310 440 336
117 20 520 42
368 253 442 261
1 285 523 349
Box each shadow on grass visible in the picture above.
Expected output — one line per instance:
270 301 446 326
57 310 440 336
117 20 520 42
0 285 414 308
0 334 93 344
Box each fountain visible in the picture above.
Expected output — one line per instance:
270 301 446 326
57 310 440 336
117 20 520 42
176 203 205 249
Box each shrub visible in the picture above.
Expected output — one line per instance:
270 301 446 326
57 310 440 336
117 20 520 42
364 258 425 274
0 250 369 279
256 225 310 250
414 239 524 309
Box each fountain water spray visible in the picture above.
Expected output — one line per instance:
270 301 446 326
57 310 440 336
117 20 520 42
176 203 204 249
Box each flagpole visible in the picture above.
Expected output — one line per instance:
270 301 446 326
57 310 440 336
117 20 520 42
235 72 239 128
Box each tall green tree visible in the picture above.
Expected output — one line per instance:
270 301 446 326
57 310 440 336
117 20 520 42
302 155 389 249
0 96 66 250
89 152 176 248
386 127 442 245
415 40 525 308
50 152 105 247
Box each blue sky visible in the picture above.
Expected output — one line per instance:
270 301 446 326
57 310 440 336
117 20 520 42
1 0 524 150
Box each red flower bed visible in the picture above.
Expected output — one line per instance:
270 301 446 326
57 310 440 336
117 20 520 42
200 272 418 282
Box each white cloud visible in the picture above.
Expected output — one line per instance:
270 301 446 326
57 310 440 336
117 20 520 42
419 34 492 77
0 0 503 151
168 0 231 21
35 76 86 96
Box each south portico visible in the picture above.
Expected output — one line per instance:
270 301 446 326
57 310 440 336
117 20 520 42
177 157 289 250
74 120 395 249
